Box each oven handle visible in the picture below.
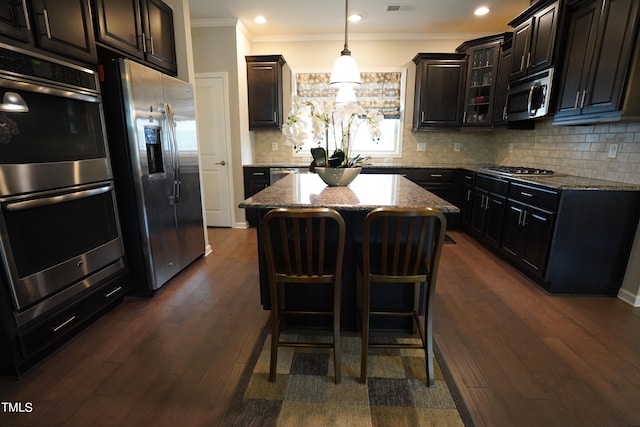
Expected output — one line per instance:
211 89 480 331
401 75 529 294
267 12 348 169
0 77 100 103
3 184 113 212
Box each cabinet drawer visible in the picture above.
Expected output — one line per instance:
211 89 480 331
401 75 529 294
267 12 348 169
17 278 126 360
508 182 559 211
404 169 454 183
475 174 509 195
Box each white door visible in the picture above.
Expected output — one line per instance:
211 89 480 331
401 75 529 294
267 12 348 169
195 74 232 227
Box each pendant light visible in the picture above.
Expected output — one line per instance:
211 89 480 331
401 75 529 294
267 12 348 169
0 92 29 112
329 0 361 88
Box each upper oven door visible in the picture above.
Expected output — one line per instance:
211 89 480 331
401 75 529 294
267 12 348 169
0 43 112 195
506 68 554 122
0 82 112 195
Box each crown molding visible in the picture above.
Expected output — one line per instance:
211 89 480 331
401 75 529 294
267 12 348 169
189 20 490 43
252 32 491 43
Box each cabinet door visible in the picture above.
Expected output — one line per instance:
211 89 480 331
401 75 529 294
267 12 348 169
484 194 506 247
501 200 527 260
93 0 144 60
414 59 466 128
555 1 600 116
520 206 554 277
30 0 96 63
246 58 284 130
463 43 499 126
582 0 639 116
528 2 559 74
141 0 176 74
469 189 488 236
510 19 531 79
493 44 512 126
0 0 31 43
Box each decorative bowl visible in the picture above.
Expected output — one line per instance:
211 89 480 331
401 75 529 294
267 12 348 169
314 167 361 187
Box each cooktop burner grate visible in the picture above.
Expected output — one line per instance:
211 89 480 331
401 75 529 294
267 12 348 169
483 166 555 176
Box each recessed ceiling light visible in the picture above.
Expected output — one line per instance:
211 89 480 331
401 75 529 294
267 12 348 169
348 14 362 23
254 16 267 24
474 6 490 16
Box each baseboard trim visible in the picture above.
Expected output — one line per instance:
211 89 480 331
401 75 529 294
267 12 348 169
617 287 640 307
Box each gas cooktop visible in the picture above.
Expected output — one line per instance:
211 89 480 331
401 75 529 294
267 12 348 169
481 166 555 176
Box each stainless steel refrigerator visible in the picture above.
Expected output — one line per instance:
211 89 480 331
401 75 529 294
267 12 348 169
101 58 205 294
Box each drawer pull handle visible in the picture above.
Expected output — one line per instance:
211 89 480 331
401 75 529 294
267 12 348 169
430 174 443 177
253 172 265 176
520 192 534 198
104 286 123 298
52 316 76 333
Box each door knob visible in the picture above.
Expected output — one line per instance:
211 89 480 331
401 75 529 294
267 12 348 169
216 160 226 166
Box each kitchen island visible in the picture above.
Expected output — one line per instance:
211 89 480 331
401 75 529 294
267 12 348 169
239 172 459 330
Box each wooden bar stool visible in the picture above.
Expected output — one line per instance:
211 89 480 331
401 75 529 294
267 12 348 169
359 207 446 386
261 207 346 383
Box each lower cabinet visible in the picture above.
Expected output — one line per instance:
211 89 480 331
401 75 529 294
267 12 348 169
501 199 555 278
0 272 127 378
243 166 270 226
469 174 509 247
462 172 640 295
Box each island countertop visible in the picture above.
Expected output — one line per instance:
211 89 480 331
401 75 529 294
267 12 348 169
239 172 460 213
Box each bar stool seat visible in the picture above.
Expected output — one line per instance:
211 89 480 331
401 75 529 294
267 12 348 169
261 207 346 383
359 207 446 386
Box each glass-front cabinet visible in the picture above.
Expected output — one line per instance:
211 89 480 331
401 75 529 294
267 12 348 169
457 33 511 128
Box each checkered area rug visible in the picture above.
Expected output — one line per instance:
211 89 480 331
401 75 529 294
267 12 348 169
222 330 472 426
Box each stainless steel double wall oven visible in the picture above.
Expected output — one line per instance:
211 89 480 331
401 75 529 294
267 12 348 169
0 42 126 326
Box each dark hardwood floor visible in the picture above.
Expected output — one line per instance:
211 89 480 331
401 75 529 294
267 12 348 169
1 227 639 426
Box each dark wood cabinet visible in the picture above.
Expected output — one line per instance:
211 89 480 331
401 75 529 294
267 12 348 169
509 0 559 80
460 170 475 228
0 271 127 378
412 53 467 129
30 0 96 63
469 174 509 248
500 182 558 279
553 0 640 125
0 0 32 43
493 37 513 126
460 172 640 295
243 166 270 226
246 55 286 130
457 34 512 127
93 0 177 74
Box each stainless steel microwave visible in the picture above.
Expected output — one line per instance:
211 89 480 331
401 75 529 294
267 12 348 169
506 68 554 122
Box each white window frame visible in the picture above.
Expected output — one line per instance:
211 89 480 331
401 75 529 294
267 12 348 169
289 68 407 160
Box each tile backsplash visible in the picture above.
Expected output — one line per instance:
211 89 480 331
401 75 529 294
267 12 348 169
253 119 640 185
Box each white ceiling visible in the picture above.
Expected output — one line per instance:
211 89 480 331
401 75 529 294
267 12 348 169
188 0 531 39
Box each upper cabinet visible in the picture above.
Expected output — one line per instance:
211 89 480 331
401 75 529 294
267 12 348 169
246 55 286 130
412 53 467 130
509 0 560 80
553 0 640 125
93 0 177 75
0 0 96 63
30 0 96 64
456 33 512 128
0 0 32 44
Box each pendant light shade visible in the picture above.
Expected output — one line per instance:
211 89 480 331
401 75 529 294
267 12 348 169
330 0 361 88
0 92 29 113
335 85 356 104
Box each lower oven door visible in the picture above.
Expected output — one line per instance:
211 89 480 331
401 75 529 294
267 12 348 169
0 181 125 325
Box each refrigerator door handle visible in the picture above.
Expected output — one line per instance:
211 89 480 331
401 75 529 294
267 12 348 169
163 102 182 204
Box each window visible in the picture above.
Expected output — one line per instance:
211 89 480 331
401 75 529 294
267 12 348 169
292 70 405 158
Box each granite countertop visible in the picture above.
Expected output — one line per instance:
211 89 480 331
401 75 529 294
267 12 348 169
470 168 640 191
239 173 460 213
243 163 640 191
